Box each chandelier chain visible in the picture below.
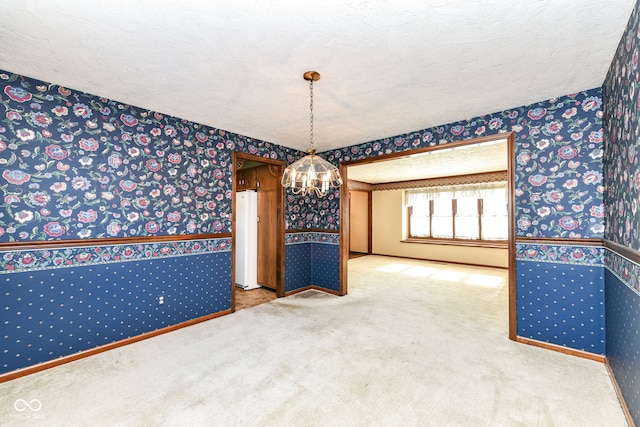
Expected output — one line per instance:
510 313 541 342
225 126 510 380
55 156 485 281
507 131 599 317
309 79 314 150
280 70 343 197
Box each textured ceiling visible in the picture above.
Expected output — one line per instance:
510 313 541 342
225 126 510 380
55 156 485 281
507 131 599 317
348 139 508 184
0 1 634 153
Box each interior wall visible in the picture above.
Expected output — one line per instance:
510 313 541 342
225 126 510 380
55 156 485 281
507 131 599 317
0 68 312 377
1 240 231 374
318 88 606 241
284 231 340 293
372 190 508 268
328 87 606 355
602 0 640 423
349 190 369 253
0 70 304 242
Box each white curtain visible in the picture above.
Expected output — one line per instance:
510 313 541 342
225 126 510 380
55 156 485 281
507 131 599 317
406 182 506 205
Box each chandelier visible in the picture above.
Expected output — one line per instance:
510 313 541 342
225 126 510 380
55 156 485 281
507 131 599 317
281 71 343 197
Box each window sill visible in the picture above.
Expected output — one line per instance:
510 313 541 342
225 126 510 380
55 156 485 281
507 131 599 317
401 238 508 249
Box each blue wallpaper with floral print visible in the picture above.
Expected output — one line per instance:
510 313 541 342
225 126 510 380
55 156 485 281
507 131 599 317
602 1 640 425
310 89 605 239
0 70 304 242
0 69 605 240
603 2 640 250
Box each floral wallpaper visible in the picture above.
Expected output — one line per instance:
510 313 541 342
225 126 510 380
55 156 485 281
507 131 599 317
285 231 340 245
603 3 640 251
285 191 340 230
0 70 301 242
606 249 640 294
0 69 605 241
310 89 605 239
0 237 230 273
516 243 603 266
600 2 640 424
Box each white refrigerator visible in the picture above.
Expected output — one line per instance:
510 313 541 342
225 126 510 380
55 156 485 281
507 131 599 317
235 190 260 289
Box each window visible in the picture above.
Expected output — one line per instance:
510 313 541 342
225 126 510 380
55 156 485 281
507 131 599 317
406 183 507 242
455 197 479 239
432 199 453 238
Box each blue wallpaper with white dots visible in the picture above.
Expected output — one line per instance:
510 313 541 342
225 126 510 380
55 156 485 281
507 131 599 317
1 241 231 374
311 243 340 293
605 259 640 426
516 248 605 354
285 232 340 293
285 242 311 293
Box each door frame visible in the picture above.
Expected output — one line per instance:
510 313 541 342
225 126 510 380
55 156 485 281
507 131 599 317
339 132 516 340
232 152 286 311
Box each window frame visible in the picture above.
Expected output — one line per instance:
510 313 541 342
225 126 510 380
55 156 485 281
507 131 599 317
404 188 508 248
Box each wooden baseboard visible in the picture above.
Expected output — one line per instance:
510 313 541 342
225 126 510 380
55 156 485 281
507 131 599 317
515 336 606 363
0 308 232 384
605 358 637 427
285 286 342 297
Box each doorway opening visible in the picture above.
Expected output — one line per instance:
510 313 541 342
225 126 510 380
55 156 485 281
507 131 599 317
232 152 286 311
339 133 516 339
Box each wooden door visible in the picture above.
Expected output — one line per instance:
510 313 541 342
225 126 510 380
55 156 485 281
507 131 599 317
256 165 279 290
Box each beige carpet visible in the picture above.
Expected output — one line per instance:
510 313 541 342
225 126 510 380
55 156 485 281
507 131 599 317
0 256 627 426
